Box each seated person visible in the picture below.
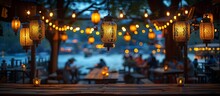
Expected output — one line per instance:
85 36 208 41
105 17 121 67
95 58 107 68
63 58 77 84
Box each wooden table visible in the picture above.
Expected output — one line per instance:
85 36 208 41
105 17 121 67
84 68 119 84
149 68 184 83
0 84 220 95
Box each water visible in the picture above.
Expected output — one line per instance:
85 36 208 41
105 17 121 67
1 52 200 74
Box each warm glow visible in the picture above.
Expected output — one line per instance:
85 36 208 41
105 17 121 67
152 50 156 54
29 16 45 42
26 10 30 15
125 49 129 54
70 27 73 30
130 24 137 32
200 16 214 42
166 11 170 16
88 36 95 44
20 24 33 51
85 27 92 35
41 16 45 20
123 32 131 42
136 24 139 28
142 30 146 33
49 12 53 17
119 10 124 19
157 49 160 52
173 20 190 42
174 16 177 20
146 24 150 28
61 33 68 41
155 44 162 49
164 65 168 71
72 11 76 18
178 13 181 16
45 19 49 23
118 32 122 36
203 13 213 23
194 47 199 51
101 16 117 50
185 10 188 14
179 79 183 84
11 17 21 34
122 27 126 32
148 31 156 39
166 22 169 26
144 12 148 18
49 22 52 26
170 19 173 23
96 31 100 35
33 78 41 87
91 10 100 24
96 44 104 49
134 48 139 53
75 27 80 31
134 31 138 34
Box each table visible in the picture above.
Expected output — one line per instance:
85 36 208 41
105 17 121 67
149 68 184 83
0 84 220 95
84 68 119 84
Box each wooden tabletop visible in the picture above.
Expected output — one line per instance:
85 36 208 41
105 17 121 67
0 84 220 95
84 68 119 80
150 68 184 75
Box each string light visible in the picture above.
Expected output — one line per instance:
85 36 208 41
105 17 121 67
166 11 170 16
122 27 126 32
26 10 30 15
184 10 188 14
49 12 53 17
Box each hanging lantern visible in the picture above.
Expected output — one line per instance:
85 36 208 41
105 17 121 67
72 11 76 20
20 23 33 52
101 15 117 51
123 32 131 42
61 32 68 42
85 27 92 35
119 10 124 19
88 35 95 44
203 13 213 23
130 24 137 32
144 10 148 18
200 15 214 46
29 14 45 44
11 17 21 35
148 31 156 40
172 16 190 43
91 10 100 25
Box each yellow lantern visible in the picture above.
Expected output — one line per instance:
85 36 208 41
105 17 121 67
200 15 214 45
33 78 41 87
29 15 45 44
130 24 137 32
85 27 92 35
61 33 68 42
91 10 100 25
88 35 95 44
144 10 148 18
176 76 185 87
101 15 117 51
123 32 131 42
203 13 213 23
172 16 190 43
20 23 33 52
164 65 168 71
148 31 156 40
119 10 124 19
72 11 76 19
11 17 21 35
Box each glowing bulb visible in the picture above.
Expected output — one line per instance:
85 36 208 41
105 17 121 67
26 10 30 15
49 12 53 17
185 10 188 14
166 11 170 16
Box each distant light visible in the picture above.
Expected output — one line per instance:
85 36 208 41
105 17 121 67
49 22 52 26
142 30 146 33
26 10 30 15
45 19 49 23
178 13 181 16
174 16 177 20
70 27 73 30
139 42 143 46
167 22 169 26
96 31 100 35
166 11 170 16
52 25 56 28
134 48 139 53
146 24 150 28
80 30 84 33
185 10 188 15
75 27 80 31
136 24 139 28
49 12 53 17
39 11 42 14
118 32 122 36
169 19 173 23
125 49 129 54
215 29 217 32
41 16 45 20
134 31 138 34
122 27 126 32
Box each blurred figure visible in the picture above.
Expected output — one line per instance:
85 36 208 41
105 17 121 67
147 53 155 62
148 57 158 69
1 60 7 70
95 58 107 68
134 54 144 73
63 58 76 84
193 58 198 69
123 55 136 73
187 58 195 77
168 57 183 70
207 55 217 66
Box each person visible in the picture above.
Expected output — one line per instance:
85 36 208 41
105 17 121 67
168 57 183 70
1 60 7 70
187 58 195 77
134 54 144 73
148 57 158 69
96 58 107 68
63 58 76 84
192 58 198 69
207 55 217 66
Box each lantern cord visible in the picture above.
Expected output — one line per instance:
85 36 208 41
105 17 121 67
107 0 110 15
